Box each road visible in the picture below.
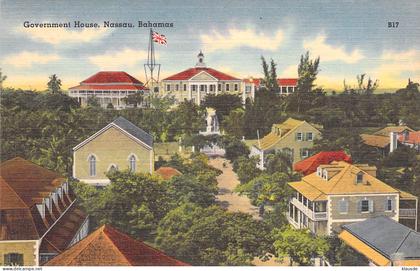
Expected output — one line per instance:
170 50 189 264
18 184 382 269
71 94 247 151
208 157 261 219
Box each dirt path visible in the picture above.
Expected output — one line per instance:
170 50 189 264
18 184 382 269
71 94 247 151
208 157 260 220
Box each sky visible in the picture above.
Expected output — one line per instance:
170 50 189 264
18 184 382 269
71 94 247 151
1 0 419 91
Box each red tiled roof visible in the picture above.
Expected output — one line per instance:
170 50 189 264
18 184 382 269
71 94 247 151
0 157 83 242
69 71 148 91
45 225 189 266
69 84 147 91
242 78 298 87
293 151 352 176
278 78 298 86
398 131 420 145
0 157 65 208
163 67 240 81
40 205 87 254
155 167 182 180
81 71 143 84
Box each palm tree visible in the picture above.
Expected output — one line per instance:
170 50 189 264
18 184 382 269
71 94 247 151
0 68 7 89
47 74 62 94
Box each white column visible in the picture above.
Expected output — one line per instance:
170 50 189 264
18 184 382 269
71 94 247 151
188 84 192 100
216 83 219 96
197 85 201 106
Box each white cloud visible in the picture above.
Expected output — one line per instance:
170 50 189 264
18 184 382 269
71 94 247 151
201 27 284 52
3 51 60 68
303 34 364 64
18 26 110 45
372 49 420 88
88 48 148 70
279 65 298 78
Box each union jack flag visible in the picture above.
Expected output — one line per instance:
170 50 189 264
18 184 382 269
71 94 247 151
152 31 167 45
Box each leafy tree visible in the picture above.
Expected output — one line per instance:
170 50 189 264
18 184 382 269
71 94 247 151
265 152 298 178
343 74 378 95
260 57 279 91
325 236 369 266
220 135 250 162
232 156 261 184
97 171 171 239
381 145 417 168
47 74 62 94
202 94 242 123
123 92 144 107
222 108 245 138
272 227 329 266
155 203 272 265
164 174 218 208
87 96 101 107
172 100 204 136
235 172 292 209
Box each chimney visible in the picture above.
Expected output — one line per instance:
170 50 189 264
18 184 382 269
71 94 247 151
390 132 398 153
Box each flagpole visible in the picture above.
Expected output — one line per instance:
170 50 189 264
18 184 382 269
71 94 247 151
144 28 161 91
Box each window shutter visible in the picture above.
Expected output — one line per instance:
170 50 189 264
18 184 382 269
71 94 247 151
384 199 388 211
295 133 299 140
369 200 374 212
357 200 362 213
391 199 395 211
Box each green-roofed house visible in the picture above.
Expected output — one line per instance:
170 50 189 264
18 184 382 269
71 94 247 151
250 118 322 169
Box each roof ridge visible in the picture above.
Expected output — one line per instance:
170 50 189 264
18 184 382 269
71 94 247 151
66 226 105 265
394 228 416 256
0 176 28 208
102 227 133 265
327 162 352 194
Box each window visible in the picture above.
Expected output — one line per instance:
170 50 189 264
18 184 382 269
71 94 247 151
296 132 303 141
183 84 187 91
356 172 363 184
218 84 221 91
245 86 252 93
192 85 197 91
234 84 238 91
288 86 294 93
210 85 215 92
89 155 96 177
308 201 313 210
386 199 393 211
300 148 309 158
298 193 303 202
166 84 170 92
317 167 322 176
361 200 369 212
129 155 136 172
339 198 349 214
306 132 313 141
4 253 24 266
226 84 230 91
175 84 179 91
315 201 327 212
303 197 307 206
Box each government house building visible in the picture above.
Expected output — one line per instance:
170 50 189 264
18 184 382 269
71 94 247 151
160 51 243 105
68 71 148 109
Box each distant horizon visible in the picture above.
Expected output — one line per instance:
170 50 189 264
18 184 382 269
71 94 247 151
1 0 419 91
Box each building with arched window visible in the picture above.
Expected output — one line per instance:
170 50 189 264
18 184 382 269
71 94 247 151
72 117 154 186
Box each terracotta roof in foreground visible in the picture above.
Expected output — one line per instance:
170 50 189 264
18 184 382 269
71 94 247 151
45 225 189 266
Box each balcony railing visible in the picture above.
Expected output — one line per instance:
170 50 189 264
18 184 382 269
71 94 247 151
291 198 328 221
399 208 417 218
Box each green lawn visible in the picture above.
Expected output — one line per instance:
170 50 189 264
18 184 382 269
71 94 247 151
154 142 192 160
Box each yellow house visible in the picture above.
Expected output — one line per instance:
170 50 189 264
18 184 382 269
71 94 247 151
250 118 322 169
73 116 154 186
